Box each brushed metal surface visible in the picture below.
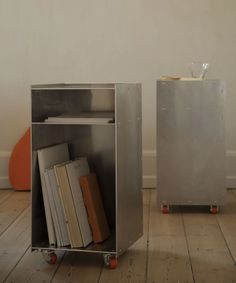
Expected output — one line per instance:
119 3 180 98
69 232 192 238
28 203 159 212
157 80 226 206
31 83 115 90
115 84 143 255
31 83 143 256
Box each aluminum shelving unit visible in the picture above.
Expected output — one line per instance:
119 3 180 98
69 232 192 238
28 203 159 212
156 80 226 213
31 83 143 267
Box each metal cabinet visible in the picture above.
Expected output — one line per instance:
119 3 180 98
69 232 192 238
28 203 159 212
31 83 143 267
156 80 226 213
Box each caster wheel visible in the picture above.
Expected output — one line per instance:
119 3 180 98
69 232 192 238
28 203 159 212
43 252 57 264
109 258 118 269
161 205 169 214
103 254 118 269
49 252 57 264
210 206 218 214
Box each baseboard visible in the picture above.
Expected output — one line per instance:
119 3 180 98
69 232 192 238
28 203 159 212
143 150 156 188
0 151 11 189
143 175 156 189
226 176 236 189
0 177 11 188
226 150 236 188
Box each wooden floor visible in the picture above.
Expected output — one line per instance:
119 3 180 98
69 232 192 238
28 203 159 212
1 189 236 283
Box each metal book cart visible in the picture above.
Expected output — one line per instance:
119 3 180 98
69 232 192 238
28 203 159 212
156 80 226 214
31 83 143 268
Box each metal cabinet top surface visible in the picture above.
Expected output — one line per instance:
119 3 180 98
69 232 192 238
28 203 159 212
31 83 141 90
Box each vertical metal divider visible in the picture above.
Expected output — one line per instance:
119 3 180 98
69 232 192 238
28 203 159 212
114 85 118 257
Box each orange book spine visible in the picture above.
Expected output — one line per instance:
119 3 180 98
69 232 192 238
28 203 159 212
79 173 110 243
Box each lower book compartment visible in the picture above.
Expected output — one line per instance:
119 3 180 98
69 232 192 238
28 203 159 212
32 232 116 254
31 125 116 252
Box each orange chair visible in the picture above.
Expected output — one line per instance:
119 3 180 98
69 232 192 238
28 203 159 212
8 128 31 190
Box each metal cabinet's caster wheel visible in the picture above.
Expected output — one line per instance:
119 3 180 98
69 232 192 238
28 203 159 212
161 205 169 214
103 254 118 269
210 205 219 214
43 252 57 264
109 258 118 269
49 252 57 264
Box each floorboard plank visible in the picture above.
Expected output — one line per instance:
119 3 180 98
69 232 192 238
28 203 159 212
0 192 30 236
0 190 14 205
52 252 103 283
183 205 236 283
5 248 64 283
217 189 236 264
0 207 30 282
98 190 150 283
147 190 194 283
220 189 236 215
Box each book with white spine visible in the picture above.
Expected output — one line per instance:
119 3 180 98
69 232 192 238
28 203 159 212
66 158 92 247
54 162 83 248
44 168 70 246
44 170 62 246
37 143 70 246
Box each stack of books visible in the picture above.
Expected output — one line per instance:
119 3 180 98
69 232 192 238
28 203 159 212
37 143 110 248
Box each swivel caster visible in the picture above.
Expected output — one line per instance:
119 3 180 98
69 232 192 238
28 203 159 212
161 205 169 214
210 205 219 214
103 254 118 269
42 251 57 264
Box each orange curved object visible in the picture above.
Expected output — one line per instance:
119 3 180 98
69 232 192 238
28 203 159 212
8 128 31 190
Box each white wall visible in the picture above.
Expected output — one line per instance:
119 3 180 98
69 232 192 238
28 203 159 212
0 0 236 188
